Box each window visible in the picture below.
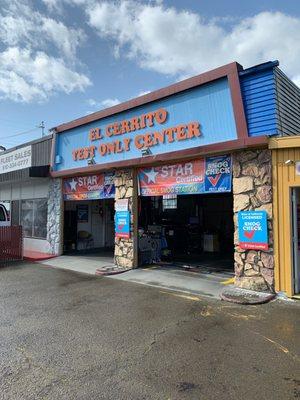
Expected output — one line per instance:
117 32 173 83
11 200 20 226
162 195 177 210
21 199 48 239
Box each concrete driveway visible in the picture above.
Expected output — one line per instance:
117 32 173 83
110 264 232 298
39 256 233 299
0 262 299 400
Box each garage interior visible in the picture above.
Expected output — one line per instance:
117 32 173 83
63 198 115 256
138 193 234 274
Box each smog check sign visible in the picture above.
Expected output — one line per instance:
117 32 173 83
238 211 268 251
115 211 130 239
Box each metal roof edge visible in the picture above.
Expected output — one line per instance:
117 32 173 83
239 60 279 77
0 134 53 155
51 61 243 134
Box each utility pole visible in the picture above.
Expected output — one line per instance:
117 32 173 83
38 121 45 137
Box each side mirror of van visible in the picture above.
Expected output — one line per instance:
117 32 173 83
0 204 10 227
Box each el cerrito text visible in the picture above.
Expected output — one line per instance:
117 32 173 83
72 108 201 161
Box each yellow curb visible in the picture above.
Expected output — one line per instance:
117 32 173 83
220 277 235 285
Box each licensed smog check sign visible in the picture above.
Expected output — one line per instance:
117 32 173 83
115 211 130 239
238 211 269 250
0 146 32 174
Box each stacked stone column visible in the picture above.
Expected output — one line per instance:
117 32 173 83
233 149 274 292
47 178 63 255
114 169 137 269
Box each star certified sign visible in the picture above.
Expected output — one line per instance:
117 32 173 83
69 178 78 191
144 168 159 183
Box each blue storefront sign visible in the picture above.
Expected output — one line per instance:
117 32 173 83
53 78 238 172
238 211 268 250
115 211 130 239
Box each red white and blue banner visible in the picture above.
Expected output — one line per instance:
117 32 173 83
138 155 232 196
63 173 115 201
238 211 269 250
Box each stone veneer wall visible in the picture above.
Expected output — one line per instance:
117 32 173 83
47 178 63 255
233 149 274 292
114 169 136 268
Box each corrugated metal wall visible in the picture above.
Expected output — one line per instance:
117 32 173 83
272 142 300 297
275 68 300 136
32 136 52 166
240 62 300 138
240 68 278 137
0 169 31 183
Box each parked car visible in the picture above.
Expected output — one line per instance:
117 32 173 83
0 203 10 227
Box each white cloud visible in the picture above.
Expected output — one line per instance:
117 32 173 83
41 0 62 12
0 0 90 102
87 98 102 107
87 98 121 109
101 98 121 107
41 18 85 60
137 90 151 96
0 1 85 60
87 89 150 112
0 47 91 102
85 1 300 85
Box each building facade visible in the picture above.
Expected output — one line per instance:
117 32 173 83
0 136 62 257
270 137 300 298
50 60 300 294
2 60 299 297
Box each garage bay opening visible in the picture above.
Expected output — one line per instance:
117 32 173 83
63 174 115 258
137 156 234 274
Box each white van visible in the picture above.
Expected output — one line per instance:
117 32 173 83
0 202 10 227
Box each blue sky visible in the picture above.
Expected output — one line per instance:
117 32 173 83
1 0 300 149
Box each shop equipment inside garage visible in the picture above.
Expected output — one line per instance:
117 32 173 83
138 192 234 274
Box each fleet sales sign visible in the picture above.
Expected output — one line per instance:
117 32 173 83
0 146 32 174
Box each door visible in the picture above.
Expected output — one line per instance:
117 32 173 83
104 199 115 248
291 188 300 294
63 209 77 252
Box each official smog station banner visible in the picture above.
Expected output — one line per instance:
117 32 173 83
238 211 269 251
63 173 115 201
138 155 232 196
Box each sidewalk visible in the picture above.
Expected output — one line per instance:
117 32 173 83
39 254 114 275
109 264 232 299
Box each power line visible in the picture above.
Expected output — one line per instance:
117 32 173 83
0 122 46 151
2 127 40 139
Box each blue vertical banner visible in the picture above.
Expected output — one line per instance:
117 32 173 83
115 211 131 239
238 211 269 250
204 155 232 193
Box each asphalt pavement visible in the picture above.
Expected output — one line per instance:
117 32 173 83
0 262 299 400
